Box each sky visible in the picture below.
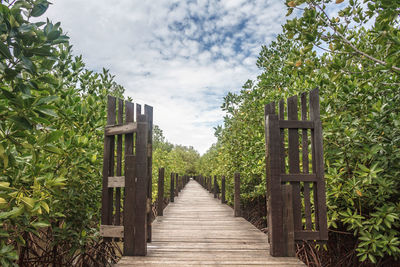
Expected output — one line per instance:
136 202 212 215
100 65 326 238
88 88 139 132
44 0 290 154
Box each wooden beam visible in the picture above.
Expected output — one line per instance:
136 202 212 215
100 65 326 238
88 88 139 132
105 122 137 136
100 225 124 238
108 176 125 187
279 120 314 129
280 174 317 182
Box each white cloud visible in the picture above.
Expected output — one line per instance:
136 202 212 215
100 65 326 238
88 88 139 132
44 0 288 154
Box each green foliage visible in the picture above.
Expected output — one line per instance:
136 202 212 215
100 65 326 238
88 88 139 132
0 0 124 265
200 1 400 264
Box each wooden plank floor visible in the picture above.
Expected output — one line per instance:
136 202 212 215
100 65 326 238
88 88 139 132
116 180 305 266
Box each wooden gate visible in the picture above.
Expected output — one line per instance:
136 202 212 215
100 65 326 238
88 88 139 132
100 95 153 256
264 88 328 257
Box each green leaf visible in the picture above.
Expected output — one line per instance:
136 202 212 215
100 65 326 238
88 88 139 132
31 47 53 56
31 2 49 17
45 130 63 143
36 96 58 105
0 42 12 59
21 197 35 209
32 221 50 228
36 108 57 117
47 30 60 41
0 197 7 205
43 144 62 154
10 116 32 130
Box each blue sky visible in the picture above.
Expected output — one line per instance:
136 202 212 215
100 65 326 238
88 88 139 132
45 0 290 154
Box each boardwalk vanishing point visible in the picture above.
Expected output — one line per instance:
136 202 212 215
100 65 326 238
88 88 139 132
116 179 305 266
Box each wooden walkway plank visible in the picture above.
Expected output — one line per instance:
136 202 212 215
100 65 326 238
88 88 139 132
116 180 305 266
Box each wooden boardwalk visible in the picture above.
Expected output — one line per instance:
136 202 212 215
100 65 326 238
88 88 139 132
116 180 305 266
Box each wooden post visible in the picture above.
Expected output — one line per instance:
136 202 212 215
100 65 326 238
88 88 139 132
282 184 295 257
234 173 240 217
265 110 285 256
123 155 136 255
101 96 116 241
175 173 179 197
310 88 328 240
157 168 164 216
145 105 153 243
221 176 226 204
134 114 148 255
115 99 123 227
170 172 174 202
287 96 302 232
213 175 217 198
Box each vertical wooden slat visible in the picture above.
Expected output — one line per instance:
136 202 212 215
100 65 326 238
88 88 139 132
234 173 240 217
287 96 302 232
213 175 217 198
145 105 153 243
123 155 136 255
115 99 123 227
157 168 164 216
282 184 295 257
170 173 174 202
301 92 312 230
278 100 285 174
221 176 226 204
310 88 328 240
265 113 284 256
125 101 134 155
136 104 142 119
134 114 148 255
264 102 275 245
102 96 116 232
175 174 179 197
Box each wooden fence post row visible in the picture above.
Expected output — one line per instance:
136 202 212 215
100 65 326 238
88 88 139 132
264 88 328 257
100 96 153 256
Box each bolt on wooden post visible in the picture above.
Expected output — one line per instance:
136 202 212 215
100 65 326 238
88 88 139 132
234 173 241 217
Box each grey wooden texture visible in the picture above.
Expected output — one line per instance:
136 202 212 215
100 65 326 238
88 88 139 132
116 180 305 266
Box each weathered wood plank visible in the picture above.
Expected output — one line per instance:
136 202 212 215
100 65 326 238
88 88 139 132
280 173 317 182
100 225 123 238
279 120 314 129
108 176 125 188
105 122 137 136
